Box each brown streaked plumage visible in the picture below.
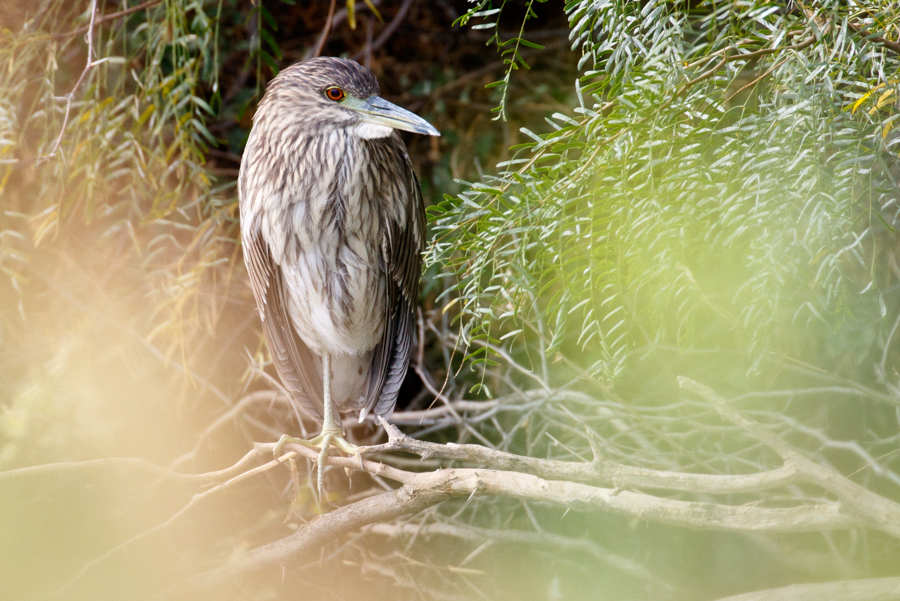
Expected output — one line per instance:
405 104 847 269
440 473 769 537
238 57 438 488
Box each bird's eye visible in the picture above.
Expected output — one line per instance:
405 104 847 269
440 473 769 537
324 87 345 102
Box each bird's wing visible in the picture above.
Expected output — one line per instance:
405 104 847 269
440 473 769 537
243 223 325 421
361 136 425 420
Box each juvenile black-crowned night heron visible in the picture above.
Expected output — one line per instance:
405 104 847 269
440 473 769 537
239 57 438 491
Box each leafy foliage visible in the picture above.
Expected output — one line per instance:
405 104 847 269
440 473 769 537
456 0 548 121
0 0 258 468
430 0 900 387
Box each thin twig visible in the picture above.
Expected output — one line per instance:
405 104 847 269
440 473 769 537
878 308 900 383
366 521 677 591
40 0 99 162
714 576 900 601
351 0 415 61
41 446 278 600
678 377 900 539
685 34 815 70
413 360 496 447
362 15 373 70
0 457 209 485
312 0 338 58
724 56 789 102
55 0 163 38
169 390 287 469
847 21 900 55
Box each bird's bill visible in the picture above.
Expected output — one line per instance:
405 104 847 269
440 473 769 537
354 96 440 136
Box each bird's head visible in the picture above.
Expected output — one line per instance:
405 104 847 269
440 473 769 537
255 57 439 140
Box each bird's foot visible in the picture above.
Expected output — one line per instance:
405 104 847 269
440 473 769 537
274 427 359 501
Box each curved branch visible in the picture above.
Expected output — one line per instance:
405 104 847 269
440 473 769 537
56 0 163 37
40 0 99 161
0 457 207 485
168 463 863 598
847 22 900 56
352 417 802 495
714 576 900 601
170 390 287 469
366 521 678 592
351 0 415 61
679 377 900 539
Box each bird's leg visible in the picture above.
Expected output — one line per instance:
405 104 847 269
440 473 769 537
274 353 359 498
313 353 359 493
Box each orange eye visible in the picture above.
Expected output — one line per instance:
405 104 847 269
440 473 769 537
325 87 345 102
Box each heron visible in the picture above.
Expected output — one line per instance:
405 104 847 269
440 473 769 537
238 57 438 493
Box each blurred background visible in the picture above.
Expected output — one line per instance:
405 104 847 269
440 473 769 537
1 1 899 600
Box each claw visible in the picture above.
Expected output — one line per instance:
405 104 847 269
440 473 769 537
273 428 360 502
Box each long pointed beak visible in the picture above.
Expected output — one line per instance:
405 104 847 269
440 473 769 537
356 96 440 136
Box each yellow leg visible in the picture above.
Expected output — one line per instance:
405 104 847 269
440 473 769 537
273 353 358 499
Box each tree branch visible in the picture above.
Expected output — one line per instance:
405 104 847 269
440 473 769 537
33 374 900 600
714 576 900 601
39 0 99 162
168 457 863 599
678 377 900 539
55 0 163 38
353 417 802 495
365 521 676 591
847 21 900 56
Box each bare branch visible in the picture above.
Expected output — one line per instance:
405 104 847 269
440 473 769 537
714 576 900 601
351 417 803 495
170 390 288 469
311 0 337 58
366 521 677 592
39 0 99 162
55 0 163 38
0 457 209 485
351 0 415 61
847 22 900 56
167 462 863 598
678 377 900 539
32 382 900 600
40 446 281 601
